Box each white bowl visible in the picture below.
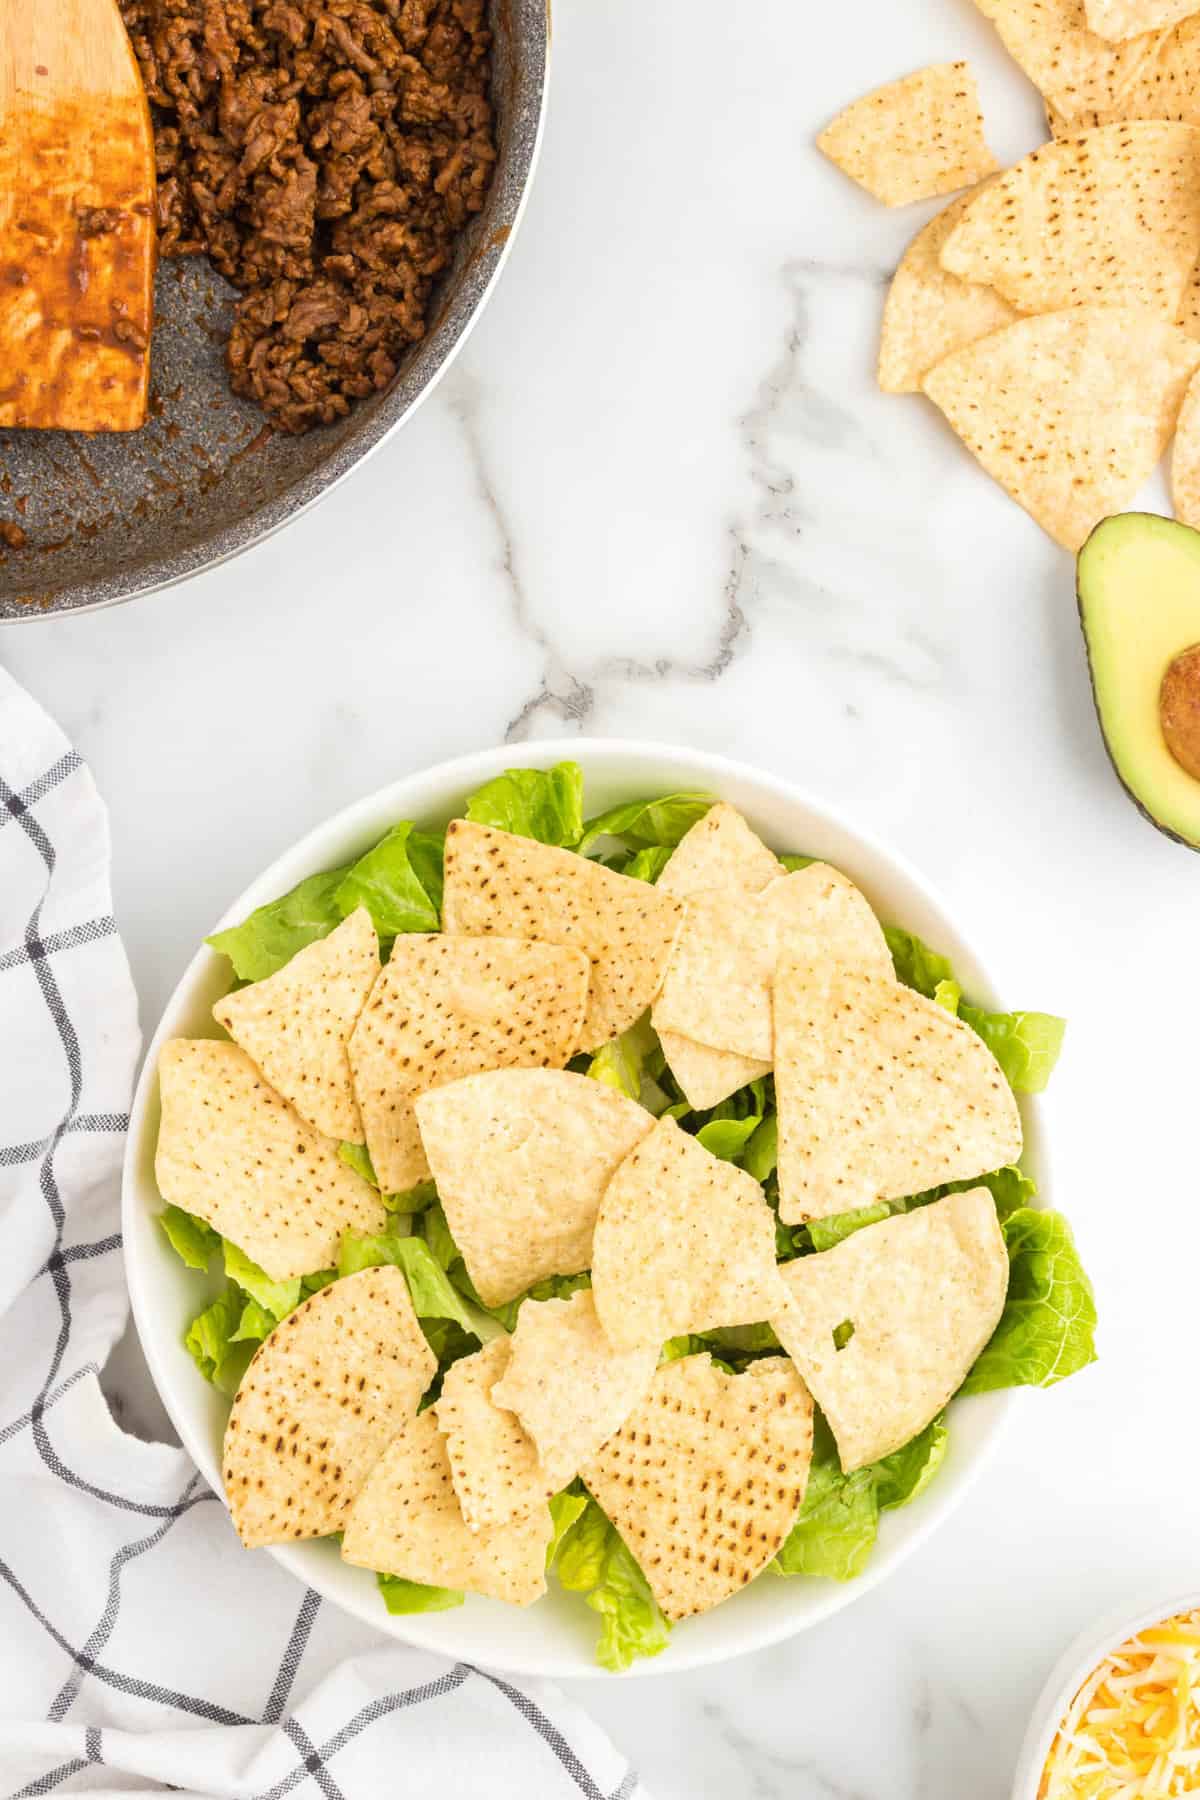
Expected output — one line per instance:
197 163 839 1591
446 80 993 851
122 737 1041 1678
1012 1586 1200 1799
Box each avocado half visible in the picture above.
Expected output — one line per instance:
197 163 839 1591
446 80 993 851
1078 513 1200 851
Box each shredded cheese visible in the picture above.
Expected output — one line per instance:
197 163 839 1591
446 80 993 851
1040 1609 1200 1798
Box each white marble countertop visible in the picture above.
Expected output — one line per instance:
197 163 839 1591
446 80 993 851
4 1 1200 1794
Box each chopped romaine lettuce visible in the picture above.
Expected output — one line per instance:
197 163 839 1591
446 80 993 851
577 792 714 856
206 867 351 982
774 1413 947 1581
553 1497 670 1670
585 1013 664 1107
547 1490 590 1568
222 1241 300 1322
778 853 816 872
742 1115 778 1183
464 761 584 847
158 1204 219 1271
957 1003 1066 1094
961 1208 1097 1393
807 1204 892 1252
184 1287 257 1395
694 1116 762 1164
376 1571 463 1614
620 846 675 883
332 822 442 937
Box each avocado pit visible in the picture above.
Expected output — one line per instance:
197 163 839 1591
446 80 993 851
1160 644 1200 782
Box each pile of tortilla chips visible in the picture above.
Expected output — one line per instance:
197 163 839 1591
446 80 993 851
155 799 1021 1644
819 1 1200 546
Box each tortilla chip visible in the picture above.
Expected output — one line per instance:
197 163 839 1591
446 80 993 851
434 1336 555 1532
1179 260 1200 338
774 943 1023 1224
490 1289 658 1487
652 864 891 1064
1046 99 1096 135
771 1190 1008 1471
1074 10 1200 122
878 188 1018 394
654 804 780 1108
591 1116 786 1351
222 1267 435 1547
923 306 1200 551
348 934 589 1195
212 908 379 1144
1171 368 1200 524
939 124 1200 321
1085 0 1198 40
441 821 683 1051
414 1069 654 1307
969 0 1163 117
656 803 784 899
341 1407 551 1605
817 63 999 207
581 1355 814 1622
155 1039 385 1281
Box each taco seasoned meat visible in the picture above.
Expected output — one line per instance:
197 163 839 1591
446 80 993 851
119 0 496 433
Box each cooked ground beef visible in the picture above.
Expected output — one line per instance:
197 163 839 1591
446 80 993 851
119 0 496 434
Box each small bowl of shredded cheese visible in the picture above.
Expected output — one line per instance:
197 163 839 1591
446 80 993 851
1013 1592 1200 1800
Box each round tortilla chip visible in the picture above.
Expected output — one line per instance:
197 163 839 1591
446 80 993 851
222 1266 435 1548
774 944 1023 1225
581 1355 815 1623
154 1039 385 1282
213 907 379 1143
923 305 1200 550
878 187 1017 395
770 1189 1009 1472
939 123 1200 321
591 1116 786 1351
817 63 999 208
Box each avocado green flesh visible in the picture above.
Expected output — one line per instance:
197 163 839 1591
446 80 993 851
1078 512 1200 850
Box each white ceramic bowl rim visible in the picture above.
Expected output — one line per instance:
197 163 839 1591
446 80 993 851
1012 1585 1200 1799
122 736 1038 1678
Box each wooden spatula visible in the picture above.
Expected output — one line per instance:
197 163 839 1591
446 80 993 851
0 0 156 432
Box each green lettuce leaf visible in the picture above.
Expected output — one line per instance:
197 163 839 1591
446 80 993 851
339 1141 379 1187
742 1115 778 1183
206 867 351 982
184 1287 257 1396
376 1571 463 1614
620 846 674 883
586 1013 663 1106
961 1208 1097 1394
230 1297 278 1344
695 1116 762 1164
222 1241 300 1322
553 1498 670 1670
807 1204 891 1252
333 822 442 937
884 925 955 998
774 1413 947 1581
337 1228 477 1336
547 1490 590 1568
464 762 584 847
778 853 816 872
577 792 714 856
338 1142 435 1212
957 1003 1066 1094
158 1205 219 1271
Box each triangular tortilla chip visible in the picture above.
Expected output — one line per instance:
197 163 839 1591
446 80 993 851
655 804 782 1108
212 908 379 1143
1179 259 1200 338
817 63 999 207
1077 10 1200 122
939 124 1200 320
155 1039 385 1281
653 864 891 1063
878 187 1018 394
969 0 1163 117
434 1336 555 1531
1085 0 1198 40
774 944 1023 1224
490 1289 658 1487
222 1267 435 1547
656 803 784 899
341 1407 551 1605
441 821 683 1050
348 935 589 1195
923 306 1200 550
581 1355 814 1622
1171 367 1200 523
591 1116 786 1350
771 1190 1008 1471
414 1069 654 1307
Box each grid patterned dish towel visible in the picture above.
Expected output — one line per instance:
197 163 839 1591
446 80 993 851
0 667 648 1800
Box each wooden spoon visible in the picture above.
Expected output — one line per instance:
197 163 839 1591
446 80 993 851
0 0 156 432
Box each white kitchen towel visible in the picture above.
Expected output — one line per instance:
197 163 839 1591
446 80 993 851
0 666 648 1800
